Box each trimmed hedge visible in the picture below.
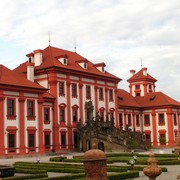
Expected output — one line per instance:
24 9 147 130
108 170 139 180
127 165 167 172
37 173 85 180
107 166 127 172
3 173 48 180
158 160 180 165
50 157 82 163
15 168 47 174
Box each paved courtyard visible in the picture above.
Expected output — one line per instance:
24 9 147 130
0 149 179 179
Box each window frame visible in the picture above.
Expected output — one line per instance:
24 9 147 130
136 114 140 126
73 109 78 122
59 81 65 96
86 85 91 99
144 114 150 126
119 113 123 127
7 98 16 119
61 133 66 148
158 113 165 125
173 113 177 126
99 87 104 100
27 100 35 120
109 89 114 101
127 114 131 126
72 83 77 98
8 133 16 152
44 107 50 123
135 84 140 89
60 109 65 122
159 133 166 145
44 134 50 149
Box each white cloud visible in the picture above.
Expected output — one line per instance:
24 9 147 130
0 0 179 101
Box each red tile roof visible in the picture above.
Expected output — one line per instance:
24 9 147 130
117 89 141 108
127 68 157 83
0 65 46 91
134 92 180 108
42 92 55 99
14 46 121 82
118 89 180 109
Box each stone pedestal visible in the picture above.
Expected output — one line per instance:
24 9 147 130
83 144 107 180
143 152 162 180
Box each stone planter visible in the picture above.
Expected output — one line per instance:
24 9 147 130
83 144 107 180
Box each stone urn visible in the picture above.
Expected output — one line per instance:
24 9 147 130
143 152 162 180
83 144 107 180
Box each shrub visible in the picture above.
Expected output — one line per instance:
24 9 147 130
3 173 48 180
108 170 139 180
39 173 85 180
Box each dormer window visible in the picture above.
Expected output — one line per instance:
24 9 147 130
84 63 87 69
63 58 67 65
102 66 105 72
93 63 106 73
76 59 88 69
56 54 68 65
26 53 34 63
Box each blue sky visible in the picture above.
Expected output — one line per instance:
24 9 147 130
0 0 180 101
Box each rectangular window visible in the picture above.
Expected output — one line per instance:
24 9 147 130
28 134 35 151
174 114 177 125
159 114 165 125
119 113 123 127
27 100 34 117
99 87 103 100
110 112 114 120
44 108 50 122
8 134 15 152
100 111 104 121
73 110 77 122
7 99 15 116
61 134 66 148
59 82 65 96
45 134 50 149
72 84 77 97
86 85 91 99
128 114 131 126
144 114 150 125
109 89 113 101
60 109 65 122
136 115 140 126
145 134 151 143
135 85 140 89
159 133 166 145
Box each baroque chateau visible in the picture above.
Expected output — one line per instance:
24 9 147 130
0 45 179 156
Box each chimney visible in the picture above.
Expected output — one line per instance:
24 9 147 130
34 49 43 66
130 70 136 77
26 56 35 82
142 67 147 76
